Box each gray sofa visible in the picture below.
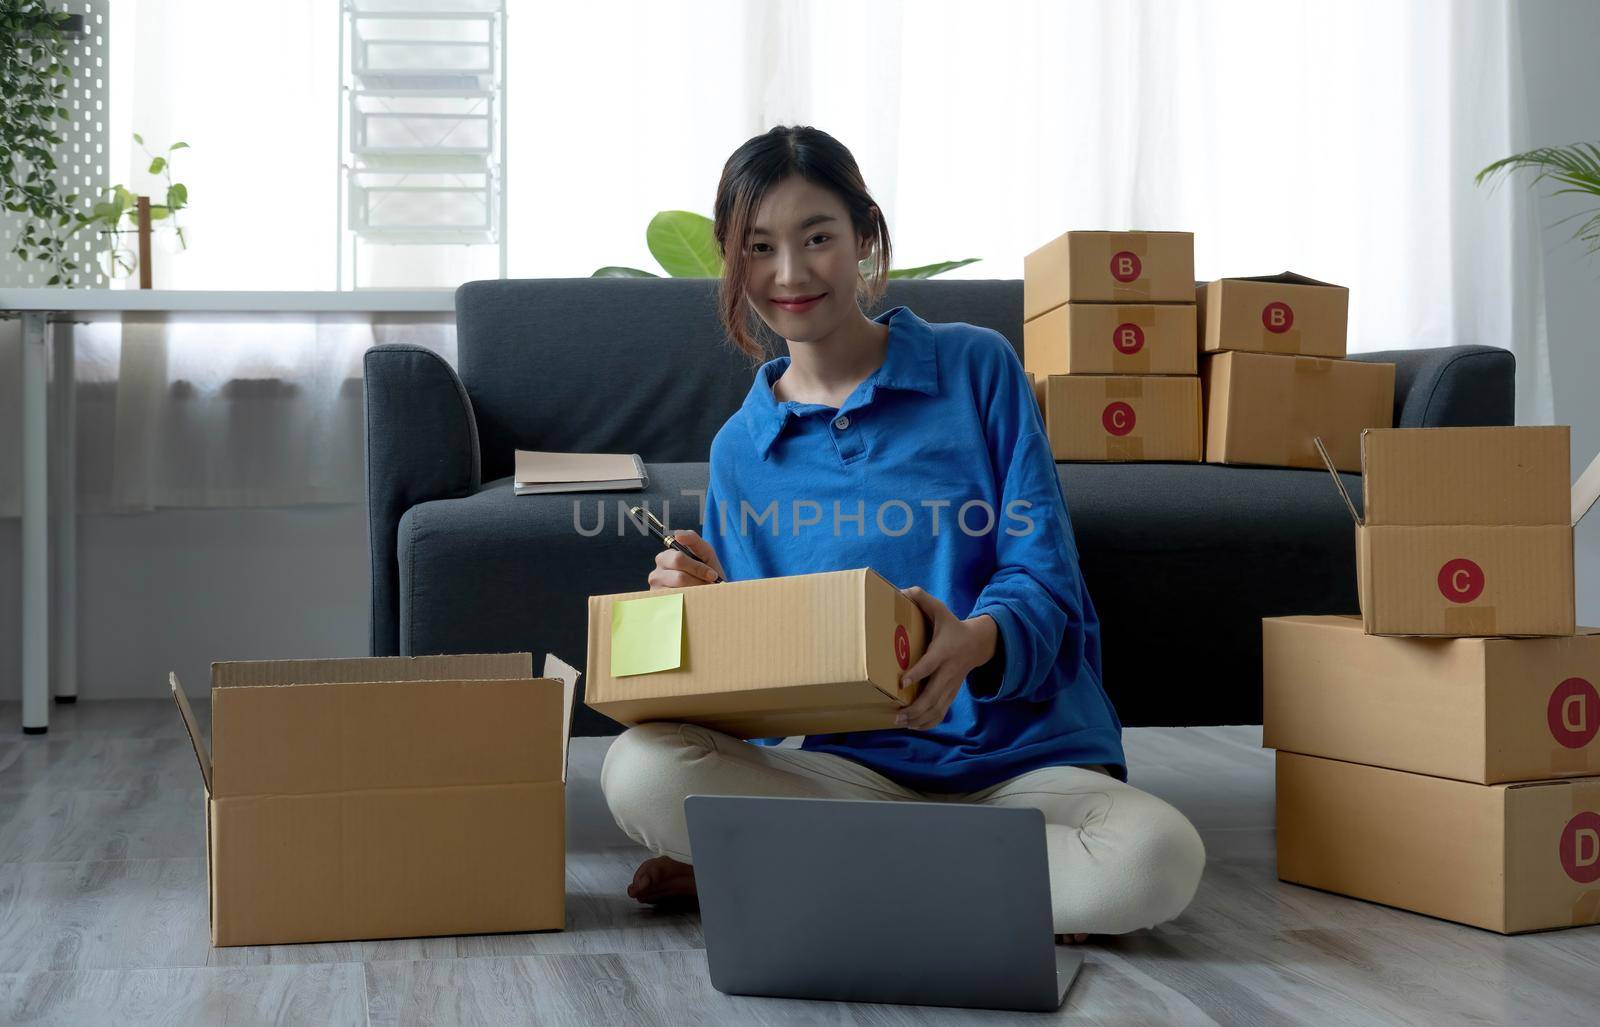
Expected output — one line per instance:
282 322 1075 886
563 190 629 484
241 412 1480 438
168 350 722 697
364 278 1514 735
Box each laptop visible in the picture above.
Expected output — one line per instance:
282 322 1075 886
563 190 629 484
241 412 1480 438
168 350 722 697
684 795 1083 1012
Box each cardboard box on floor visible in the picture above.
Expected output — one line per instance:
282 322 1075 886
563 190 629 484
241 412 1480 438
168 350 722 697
1203 350 1394 471
1263 615 1600 784
1196 273 1349 358
1317 426 1600 637
1036 374 1201 462
584 568 928 738
1276 751 1600 934
170 652 579 947
1023 230 1195 316
1023 302 1197 376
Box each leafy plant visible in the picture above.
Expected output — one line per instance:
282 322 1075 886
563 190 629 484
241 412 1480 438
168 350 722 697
1476 142 1600 259
594 210 979 280
1 1 80 285
73 134 191 249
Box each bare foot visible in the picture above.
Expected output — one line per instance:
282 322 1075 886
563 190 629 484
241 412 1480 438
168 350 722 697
627 855 698 905
1055 932 1090 945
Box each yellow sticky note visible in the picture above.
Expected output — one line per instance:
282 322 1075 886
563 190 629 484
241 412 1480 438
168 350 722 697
610 592 684 677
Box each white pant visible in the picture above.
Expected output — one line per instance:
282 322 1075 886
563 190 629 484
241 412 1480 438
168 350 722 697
600 721 1206 936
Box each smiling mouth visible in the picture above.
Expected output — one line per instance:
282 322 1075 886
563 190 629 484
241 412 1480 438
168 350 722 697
772 293 826 310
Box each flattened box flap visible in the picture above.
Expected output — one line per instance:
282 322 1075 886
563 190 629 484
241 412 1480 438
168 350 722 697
1360 427 1571 527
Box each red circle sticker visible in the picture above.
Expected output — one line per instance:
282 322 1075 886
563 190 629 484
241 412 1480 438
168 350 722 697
1262 301 1294 333
1559 811 1600 884
894 624 910 670
1436 558 1485 603
1109 250 1142 283
1102 401 1136 437
1548 677 1600 749
1113 322 1145 354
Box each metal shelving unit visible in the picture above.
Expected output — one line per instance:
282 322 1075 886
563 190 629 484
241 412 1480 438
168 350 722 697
337 0 507 289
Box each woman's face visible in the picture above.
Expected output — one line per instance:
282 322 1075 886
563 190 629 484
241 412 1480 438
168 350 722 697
742 174 874 344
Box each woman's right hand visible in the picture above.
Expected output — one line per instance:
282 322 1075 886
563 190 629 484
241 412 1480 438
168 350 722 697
647 529 726 590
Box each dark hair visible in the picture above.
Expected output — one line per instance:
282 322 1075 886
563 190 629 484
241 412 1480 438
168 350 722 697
712 125 892 361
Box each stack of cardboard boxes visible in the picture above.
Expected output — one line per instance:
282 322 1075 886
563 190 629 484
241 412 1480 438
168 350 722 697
1264 426 1600 933
1021 231 1202 462
1199 273 1396 472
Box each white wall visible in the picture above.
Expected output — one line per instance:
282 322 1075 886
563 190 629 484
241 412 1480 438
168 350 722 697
1518 0 1600 625
0 506 369 703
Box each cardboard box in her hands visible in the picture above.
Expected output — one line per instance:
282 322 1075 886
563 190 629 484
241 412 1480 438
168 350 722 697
584 568 928 739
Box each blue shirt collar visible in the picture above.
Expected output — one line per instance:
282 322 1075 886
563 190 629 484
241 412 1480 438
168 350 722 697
741 305 940 460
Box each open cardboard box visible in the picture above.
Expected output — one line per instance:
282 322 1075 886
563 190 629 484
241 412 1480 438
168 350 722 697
584 568 928 738
1276 750 1600 934
1263 614 1600 784
1317 427 1600 637
171 652 578 947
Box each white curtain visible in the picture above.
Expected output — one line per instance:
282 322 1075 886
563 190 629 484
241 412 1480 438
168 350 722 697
0 0 1551 516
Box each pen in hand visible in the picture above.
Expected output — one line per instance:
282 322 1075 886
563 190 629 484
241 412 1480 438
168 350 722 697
628 505 725 584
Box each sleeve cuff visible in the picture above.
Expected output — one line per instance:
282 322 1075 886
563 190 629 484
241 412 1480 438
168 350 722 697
966 605 1019 702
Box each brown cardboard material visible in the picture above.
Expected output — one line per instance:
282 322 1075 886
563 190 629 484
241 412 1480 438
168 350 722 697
1037 374 1201 462
170 652 578 947
1202 351 1394 471
1023 302 1197 376
1275 751 1600 934
1316 427 1600 637
1023 230 1195 316
1263 614 1600 783
584 568 928 738
1197 273 1349 357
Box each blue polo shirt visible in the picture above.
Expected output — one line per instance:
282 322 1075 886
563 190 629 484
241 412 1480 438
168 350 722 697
698 305 1125 793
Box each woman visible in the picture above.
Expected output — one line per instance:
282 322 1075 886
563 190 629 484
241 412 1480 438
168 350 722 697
600 125 1205 942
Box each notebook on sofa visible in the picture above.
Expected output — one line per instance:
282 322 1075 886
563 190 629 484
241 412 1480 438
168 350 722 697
513 450 648 495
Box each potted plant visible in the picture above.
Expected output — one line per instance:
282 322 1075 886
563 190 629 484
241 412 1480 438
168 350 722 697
73 134 192 281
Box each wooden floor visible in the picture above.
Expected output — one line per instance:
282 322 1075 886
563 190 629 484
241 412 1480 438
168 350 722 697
0 701 1595 1026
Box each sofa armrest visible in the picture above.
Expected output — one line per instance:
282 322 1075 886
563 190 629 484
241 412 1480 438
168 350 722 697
1349 345 1515 428
364 343 481 656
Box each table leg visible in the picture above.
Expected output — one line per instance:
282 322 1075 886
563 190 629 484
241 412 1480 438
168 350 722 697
51 321 76 704
21 312 49 734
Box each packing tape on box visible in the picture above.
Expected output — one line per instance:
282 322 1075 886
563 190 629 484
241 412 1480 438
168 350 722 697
1105 378 1146 399
1111 308 1154 373
1097 235 1152 301
1443 605 1498 635
1283 361 1336 467
1106 437 1145 461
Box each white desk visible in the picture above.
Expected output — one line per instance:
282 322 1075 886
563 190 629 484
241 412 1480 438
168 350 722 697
0 289 456 734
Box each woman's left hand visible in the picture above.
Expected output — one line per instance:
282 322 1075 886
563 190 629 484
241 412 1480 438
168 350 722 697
895 586 998 730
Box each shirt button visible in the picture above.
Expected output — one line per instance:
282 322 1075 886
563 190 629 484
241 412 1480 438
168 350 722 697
834 415 851 430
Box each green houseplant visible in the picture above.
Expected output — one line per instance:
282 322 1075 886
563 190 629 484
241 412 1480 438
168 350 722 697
1476 142 1600 260
73 133 192 278
1 1 80 285
594 210 979 280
